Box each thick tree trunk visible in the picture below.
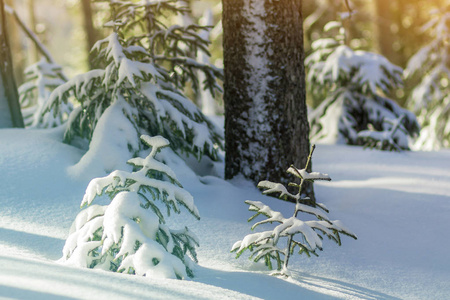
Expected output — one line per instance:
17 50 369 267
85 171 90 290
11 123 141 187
223 0 314 200
0 0 24 128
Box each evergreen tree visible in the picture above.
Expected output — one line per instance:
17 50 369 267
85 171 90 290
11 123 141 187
61 135 200 279
307 21 419 151
405 6 450 150
44 0 223 162
19 58 70 128
232 145 356 276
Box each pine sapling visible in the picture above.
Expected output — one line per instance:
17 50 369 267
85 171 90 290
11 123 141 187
231 145 357 276
61 135 200 279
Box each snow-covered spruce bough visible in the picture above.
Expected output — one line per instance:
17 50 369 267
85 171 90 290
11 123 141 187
43 0 223 162
307 21 419 151
232 145 357 276
61 135 200 279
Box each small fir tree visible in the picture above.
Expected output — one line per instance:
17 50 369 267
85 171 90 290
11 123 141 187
19 58 70 128
44 0 223 162
307 21 419 151
231 145 357 276
61 135 200 279
405 7 450 150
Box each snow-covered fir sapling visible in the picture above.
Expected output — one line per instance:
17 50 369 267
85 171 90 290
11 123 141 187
405 7 450 150
61 135 200 279
19 58 71 128
44 0 223 163
231 145 357 276
307 21 419 151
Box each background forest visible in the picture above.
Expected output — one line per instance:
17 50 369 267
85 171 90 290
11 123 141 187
5 0 450 149
0 0 449 299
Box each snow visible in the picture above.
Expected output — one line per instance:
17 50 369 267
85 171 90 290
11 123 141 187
0 128 450 299
68 96 140 179
287 166 331 181
240 0 274 176
311 45 402 94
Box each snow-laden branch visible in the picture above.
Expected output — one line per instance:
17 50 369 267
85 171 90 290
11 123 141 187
232 145 357 276
61 135 200 279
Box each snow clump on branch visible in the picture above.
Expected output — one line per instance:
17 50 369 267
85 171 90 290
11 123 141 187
61 135 200 279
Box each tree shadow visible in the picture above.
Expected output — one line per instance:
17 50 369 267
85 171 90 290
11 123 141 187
194 266 400 300
0 255 200 299
0 227 64 260
0 284 77 300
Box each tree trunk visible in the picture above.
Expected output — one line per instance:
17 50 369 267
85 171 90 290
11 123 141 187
5 0 25 85
0 0 24 128
223 0 314 200
373 0 403 67
81 0 98 69
27 0 39 62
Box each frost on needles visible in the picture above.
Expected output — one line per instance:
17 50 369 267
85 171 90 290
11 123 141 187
232 145 357 276
61 135 200 279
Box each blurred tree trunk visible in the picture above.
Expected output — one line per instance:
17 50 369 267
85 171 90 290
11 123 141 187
27 0 39 62
5 0 25 84
392 0 409 68
374 0 397 62
81 0 97 69
0 0 24 128
223 0 314 201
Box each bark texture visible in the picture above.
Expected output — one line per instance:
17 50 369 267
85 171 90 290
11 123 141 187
223 0 313 200
0 0 24 128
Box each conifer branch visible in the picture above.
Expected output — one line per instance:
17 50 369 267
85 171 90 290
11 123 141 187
232 145 356 276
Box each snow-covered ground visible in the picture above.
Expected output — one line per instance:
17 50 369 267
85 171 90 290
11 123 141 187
0 128 449 299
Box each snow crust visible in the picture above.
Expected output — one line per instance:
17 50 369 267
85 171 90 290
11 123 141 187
0 129 450 299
